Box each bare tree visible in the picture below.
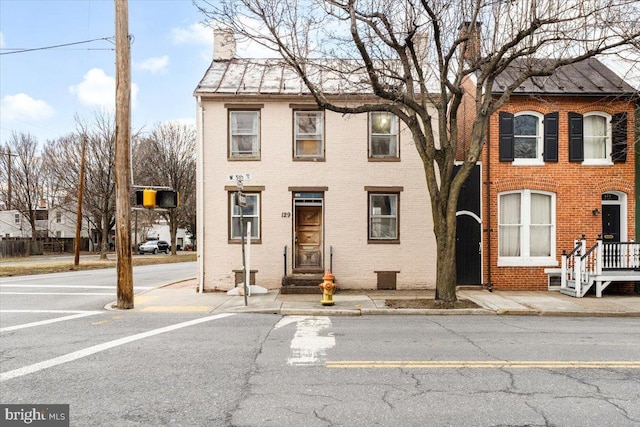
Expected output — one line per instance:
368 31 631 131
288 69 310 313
134 121 196 254
44 112 118 259
3 132 45 240
197 0 640 301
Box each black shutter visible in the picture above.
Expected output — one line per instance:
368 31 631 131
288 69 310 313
499 112 514 162
543 112 559 162
568 112 584 162
611 112 628 163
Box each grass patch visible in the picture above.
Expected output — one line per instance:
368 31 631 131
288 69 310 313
0 253 197 277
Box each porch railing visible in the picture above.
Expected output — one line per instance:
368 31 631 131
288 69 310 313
561 235 640 297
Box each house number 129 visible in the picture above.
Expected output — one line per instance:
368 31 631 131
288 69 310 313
281 212 291 218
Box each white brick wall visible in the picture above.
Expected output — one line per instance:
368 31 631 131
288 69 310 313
200 98 437 290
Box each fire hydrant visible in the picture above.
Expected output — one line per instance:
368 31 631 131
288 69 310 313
319 270 337 306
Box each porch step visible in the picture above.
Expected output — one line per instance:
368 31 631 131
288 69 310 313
560 287 578 297
281 274 324 294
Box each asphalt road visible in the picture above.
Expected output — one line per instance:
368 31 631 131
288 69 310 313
1 265 639 426
0 262 196 312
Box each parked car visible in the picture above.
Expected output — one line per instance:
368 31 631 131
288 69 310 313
138 240 170 254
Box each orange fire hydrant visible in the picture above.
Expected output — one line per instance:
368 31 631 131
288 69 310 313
319 270 337 306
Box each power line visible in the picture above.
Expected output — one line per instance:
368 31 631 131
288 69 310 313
0 36 115 56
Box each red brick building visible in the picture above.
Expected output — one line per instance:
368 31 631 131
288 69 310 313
460 58 638 293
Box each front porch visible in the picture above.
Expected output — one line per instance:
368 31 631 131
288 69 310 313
560 236 640 297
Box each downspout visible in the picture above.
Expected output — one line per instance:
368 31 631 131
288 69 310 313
486 112 493 292
197 96 205 293
634 102 639 294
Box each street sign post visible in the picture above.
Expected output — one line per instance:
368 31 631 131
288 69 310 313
236 176 248 306
237 192 247 207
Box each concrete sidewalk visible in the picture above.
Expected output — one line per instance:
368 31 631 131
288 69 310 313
110 279 640 317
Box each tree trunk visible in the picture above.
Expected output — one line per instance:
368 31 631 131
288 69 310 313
30 220 37 241
433 202 458 303
100 215 109 260
170 209 178 255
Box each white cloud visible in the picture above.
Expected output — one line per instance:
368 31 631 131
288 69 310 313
0 93 54 122
170 22 212 45
136 56 169 74
69 68 139 109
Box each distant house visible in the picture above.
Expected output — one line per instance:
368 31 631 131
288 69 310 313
193 30 439 292
141 223 192 250
0 210 30 239
460 57 638 294
0 208 50 239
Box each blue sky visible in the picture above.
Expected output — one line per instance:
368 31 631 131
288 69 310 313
0 0 221 145
2 1 637 148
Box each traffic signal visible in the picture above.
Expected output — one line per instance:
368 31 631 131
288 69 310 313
142 189 157 208
135 188 178 209
135 189 157 208
156 190 179 208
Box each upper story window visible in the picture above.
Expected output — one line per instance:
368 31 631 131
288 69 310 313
514 113 541 160
498 190 555 266
294 110 324 160
229 110 260 159
55 211 62 224
14 213 20 224
569 111 629 165
584 113 609 162
369 112 399 160
499 111 558 164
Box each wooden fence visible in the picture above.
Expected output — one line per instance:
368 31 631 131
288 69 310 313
0 238 91 258
0 240 44 258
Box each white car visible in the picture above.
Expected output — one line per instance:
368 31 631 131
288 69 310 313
138 240 170 254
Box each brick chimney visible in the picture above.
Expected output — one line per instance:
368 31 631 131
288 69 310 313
460 21 481 62
213 29 236 61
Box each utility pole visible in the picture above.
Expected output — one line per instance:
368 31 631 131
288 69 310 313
114 0 134 309
73 135 87 266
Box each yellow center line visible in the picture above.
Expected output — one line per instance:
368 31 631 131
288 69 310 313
326 360 640 369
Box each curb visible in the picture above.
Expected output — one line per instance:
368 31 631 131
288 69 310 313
361 308 494 316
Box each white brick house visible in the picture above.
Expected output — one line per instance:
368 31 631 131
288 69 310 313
193 32 438 292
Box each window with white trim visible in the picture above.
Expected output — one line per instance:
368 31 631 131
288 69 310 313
513 112 543 162
14 213 20 224
294 110 324 159
229 111 260 158
369 193 399 241
56 211 62 224
498 190 555 266
583 112 611 163
369 112 399 159
230 192 260 240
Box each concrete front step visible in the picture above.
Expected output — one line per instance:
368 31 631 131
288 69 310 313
281 274 325 294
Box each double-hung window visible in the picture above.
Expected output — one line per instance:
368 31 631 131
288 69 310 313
498 190 555 266
294 110 324 159
229 111 260 159
14 213 20 224
499 111 558 163
583 114 609 161
569 111 628 164
511 112 546 164
229 192 261 241
369 112 399 159
368 192 399 242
